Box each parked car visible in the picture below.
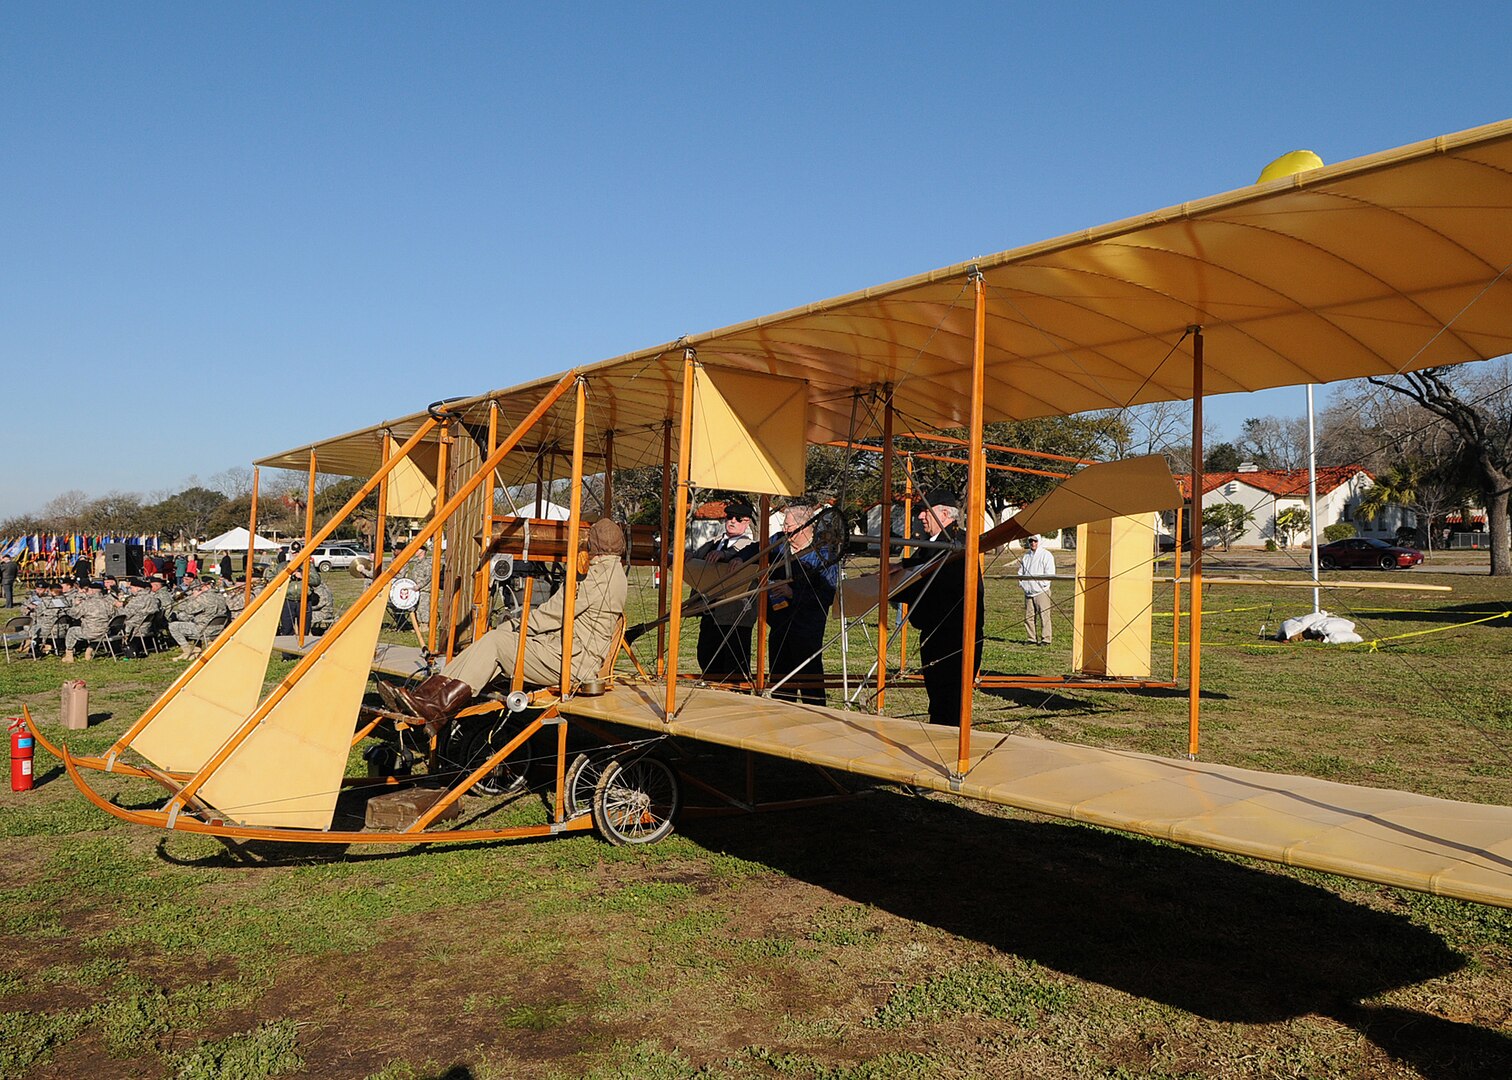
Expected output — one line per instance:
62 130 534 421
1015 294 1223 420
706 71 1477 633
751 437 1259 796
1318 536 1424 570
307 544 369 572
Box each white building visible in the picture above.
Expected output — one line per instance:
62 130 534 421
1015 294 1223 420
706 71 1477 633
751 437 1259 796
1182 464 1387 547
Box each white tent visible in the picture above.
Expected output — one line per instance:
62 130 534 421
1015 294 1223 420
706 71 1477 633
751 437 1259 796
200 527 281 552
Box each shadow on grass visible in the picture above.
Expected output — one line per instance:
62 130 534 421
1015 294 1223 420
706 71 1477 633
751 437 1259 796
1343 602 1512 627
979 683 1229 713
681 792 1512 1079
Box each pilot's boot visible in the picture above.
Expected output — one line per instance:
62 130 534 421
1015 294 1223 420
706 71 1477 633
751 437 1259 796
396 674 472 733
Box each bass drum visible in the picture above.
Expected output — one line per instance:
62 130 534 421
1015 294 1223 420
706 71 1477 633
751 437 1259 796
388 577 420 612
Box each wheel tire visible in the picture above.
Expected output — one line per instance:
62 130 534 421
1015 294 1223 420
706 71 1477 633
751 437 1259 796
1380 555 1396 570
441 719 530 797
319 561 332 572
564 751 609 818
592 754 680 846
1320 556 1337 570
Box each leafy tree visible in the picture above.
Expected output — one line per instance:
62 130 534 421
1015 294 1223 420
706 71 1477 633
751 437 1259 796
1323 522 1357 543
1204 442 1243 471
1353 457 1474 552
1203 502 1253 551
149 486 228 543
1273 506 1310 548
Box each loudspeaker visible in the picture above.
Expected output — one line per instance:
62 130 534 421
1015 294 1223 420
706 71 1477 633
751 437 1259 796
105 543 143 578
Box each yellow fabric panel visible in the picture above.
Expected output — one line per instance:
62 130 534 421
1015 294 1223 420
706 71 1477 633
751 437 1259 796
1072 516 1155 677
198 596 386 830
1014 455 1182 538
561 683 1512 909
386 452 438 519
131 595 282 774
689 367 808 496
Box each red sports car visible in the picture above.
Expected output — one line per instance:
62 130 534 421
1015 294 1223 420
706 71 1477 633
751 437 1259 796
1318 537 1424 570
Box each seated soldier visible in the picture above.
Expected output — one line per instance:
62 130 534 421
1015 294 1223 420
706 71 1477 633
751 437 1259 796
64 580 119 662
397 518 627 725
169 577 231 661
25 582 69 656
121 578 161 656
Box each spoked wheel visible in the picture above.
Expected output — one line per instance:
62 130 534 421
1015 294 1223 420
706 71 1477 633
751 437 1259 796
1380 555 1396 570
563 751 611 818
440 718 531 797
591 754 680 846
1320 555 1337 570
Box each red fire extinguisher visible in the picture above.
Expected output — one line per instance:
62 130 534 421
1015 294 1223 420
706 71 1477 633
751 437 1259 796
10 719 33 792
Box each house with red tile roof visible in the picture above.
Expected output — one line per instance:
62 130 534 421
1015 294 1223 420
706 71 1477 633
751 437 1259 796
1175 464 1385 547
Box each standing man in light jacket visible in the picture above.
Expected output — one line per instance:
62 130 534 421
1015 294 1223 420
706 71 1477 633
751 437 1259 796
1017 534 1056 645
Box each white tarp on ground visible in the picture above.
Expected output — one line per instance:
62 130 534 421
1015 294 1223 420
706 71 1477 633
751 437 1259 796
200 527 281 552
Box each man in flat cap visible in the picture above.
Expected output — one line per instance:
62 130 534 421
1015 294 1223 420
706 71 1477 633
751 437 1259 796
1017 534 1056 646
889 490 983 726
690 497 760 683
396 518 628 727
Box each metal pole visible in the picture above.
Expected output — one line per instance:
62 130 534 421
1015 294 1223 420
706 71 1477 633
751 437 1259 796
957 271 988 778
664 350 697 719
875 389 894 712
755 493 770 692
374 433 391 574
899 454 914 671
602 430 615 518
474 405 499 645
1307 384 1321 614
1188 328 1205 759
244 466 259 608
299 451 316 645
657 419 672 674
559 380 588 692
1171 503 1182 680
428 421 450 653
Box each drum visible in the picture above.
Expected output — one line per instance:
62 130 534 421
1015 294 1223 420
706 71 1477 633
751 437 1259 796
388 578 420 612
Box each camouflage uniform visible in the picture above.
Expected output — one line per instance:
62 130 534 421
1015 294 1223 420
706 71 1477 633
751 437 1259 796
307 579 336 633
65 593 118 656
28 591 68 652
123 589 160 639
169 588 231 652
407 553 433 631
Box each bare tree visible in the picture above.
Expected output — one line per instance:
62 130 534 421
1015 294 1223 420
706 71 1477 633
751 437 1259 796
209 467 255 499
1239 415 1309 469
1366 364 1512 575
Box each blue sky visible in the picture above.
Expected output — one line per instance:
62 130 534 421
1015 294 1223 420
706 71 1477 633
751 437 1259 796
5 3 1509 518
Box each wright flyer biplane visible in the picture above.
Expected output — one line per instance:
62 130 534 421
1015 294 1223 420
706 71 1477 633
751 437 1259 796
34 117 1512 908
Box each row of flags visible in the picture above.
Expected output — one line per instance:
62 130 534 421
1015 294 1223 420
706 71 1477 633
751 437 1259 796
1 535 163 561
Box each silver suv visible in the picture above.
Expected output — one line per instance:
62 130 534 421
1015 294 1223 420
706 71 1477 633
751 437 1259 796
308 544 367 572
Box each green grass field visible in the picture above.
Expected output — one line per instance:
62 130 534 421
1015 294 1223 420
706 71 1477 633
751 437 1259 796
3 557 1512 1079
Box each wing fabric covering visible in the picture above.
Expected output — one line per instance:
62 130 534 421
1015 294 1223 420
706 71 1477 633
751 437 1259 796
256 120 1512 491
198 595 386 829
131 595 282 774
561 686 1512 909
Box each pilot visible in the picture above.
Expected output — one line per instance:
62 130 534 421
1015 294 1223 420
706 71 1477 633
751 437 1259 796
888 490 983 726
396 518 627 728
